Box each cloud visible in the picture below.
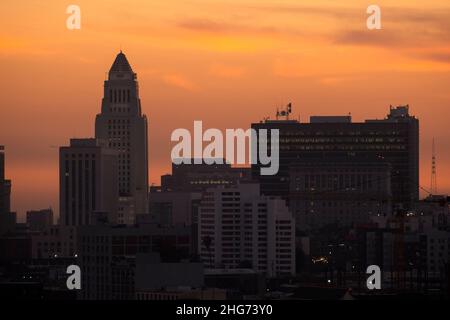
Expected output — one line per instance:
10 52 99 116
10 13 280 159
385 7 450 28
176 18 281 36
420 51 450 64
244 4 360 20
334 7 450 48
273 59 306 78
178 19 228 33
319 75 355 86
334 30 402 46
245 3 450 30
176 6 450 54
330 6 450 67
209 63 246 78
162 74 199 91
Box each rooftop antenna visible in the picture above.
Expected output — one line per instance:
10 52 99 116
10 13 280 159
430 138 437 195
276 102 292 120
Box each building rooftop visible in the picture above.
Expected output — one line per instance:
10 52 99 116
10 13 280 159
256 105 416 125
310 115 352 123
69 138 102 147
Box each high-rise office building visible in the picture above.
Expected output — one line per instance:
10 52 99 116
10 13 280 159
95 51 149 224
77 224 192 299
251 105 419 209
162 159 252 193
198 183 295 277
31 225 77 259
0 145 11 215
150 159 252 227
290 160 392 230
0 145 15 235
59 138 118 226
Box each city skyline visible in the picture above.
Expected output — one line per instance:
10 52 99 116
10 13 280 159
1 1 450 219
1 1 449 303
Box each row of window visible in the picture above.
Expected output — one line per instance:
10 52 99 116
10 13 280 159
108 119 130 124
109 89 131 103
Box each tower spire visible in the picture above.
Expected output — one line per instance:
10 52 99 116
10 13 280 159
109 51 133 73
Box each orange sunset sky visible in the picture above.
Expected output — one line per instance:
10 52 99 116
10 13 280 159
1 0 450 221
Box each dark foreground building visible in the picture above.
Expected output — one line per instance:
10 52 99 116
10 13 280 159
77 224 192 300
0 146 11 216
0 146 15 235
251 105 419 212
95 51 149 224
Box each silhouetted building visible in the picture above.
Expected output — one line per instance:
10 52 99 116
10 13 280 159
147 190 201 255
0 146 11 215
151 159 252 254
354 213 450 289
0 146 15 235
251 105 419 209
77 224 192 300
290 160 392 230
0 213 16 236
136 287 226 300
423 229 449 276
31 226 77 259
0 234 31 262
26 208 54 232
149 189 201 226
134 254 230 300
0 257 77 300
95 51 149 224
198 183 295 277
204 268 266 298
134 253 204 299
59 138 118 226
413 195 450 230
162 159 252 192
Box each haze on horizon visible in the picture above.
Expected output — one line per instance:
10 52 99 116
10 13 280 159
1 0 450 220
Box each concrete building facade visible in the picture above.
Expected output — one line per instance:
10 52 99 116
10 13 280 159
198 184 295 277
59 138 118 226
251 105 419 210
